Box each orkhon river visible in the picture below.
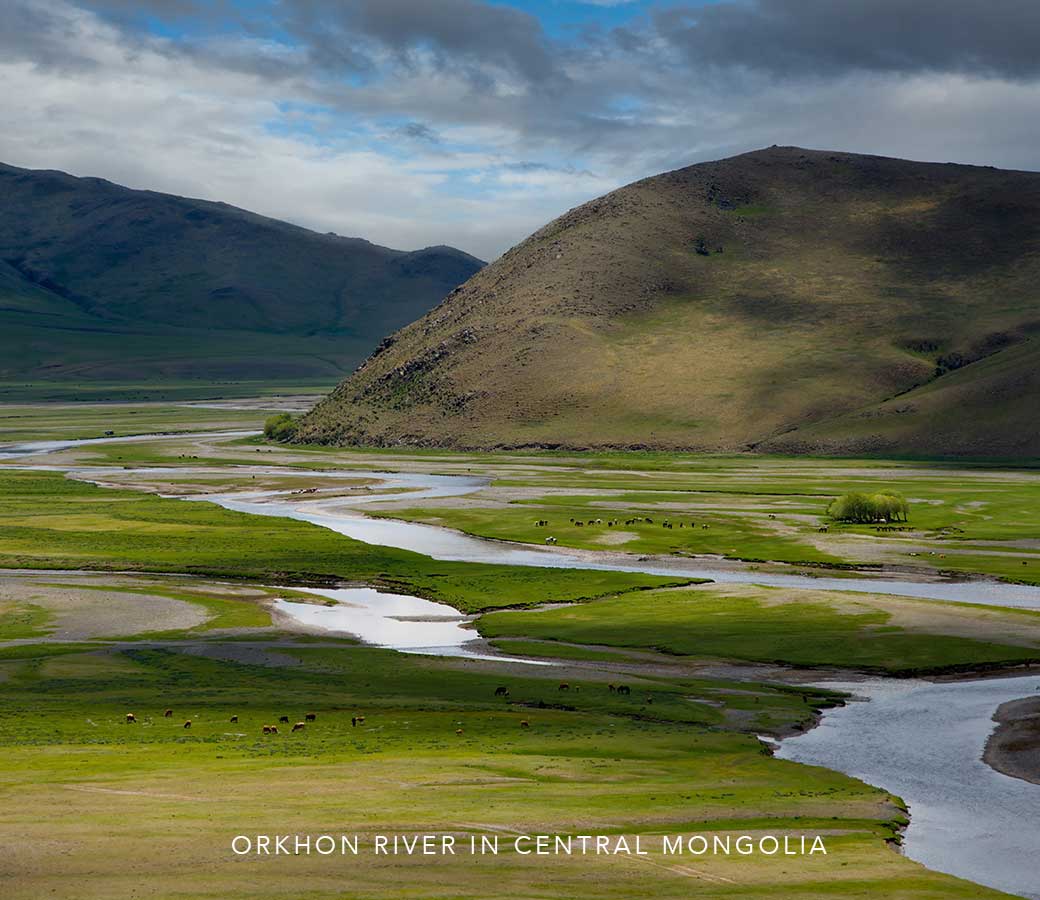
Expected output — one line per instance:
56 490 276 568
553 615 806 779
3 435 1040 898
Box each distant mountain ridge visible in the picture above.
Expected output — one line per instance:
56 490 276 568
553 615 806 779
0 161 483 385
297 147 1040 458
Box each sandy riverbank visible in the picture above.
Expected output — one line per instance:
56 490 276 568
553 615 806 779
984 695 1040 785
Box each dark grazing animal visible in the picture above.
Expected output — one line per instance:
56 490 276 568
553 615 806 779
230 715 238 723
125 713 137 723
292 722 306 733
278 715 289 724
494 686 509 696
163 709 173 718
305 713 316 721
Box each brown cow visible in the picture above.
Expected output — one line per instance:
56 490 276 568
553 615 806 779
125 713 137 723
558 683 570 691
163 709 173 718
230 715 238 723
356 716 365 724
291 722 306 733
270 725 278 734
455 728 464 735
262 725 272 734
183 720 191 729
305 713 316 722
520 720 530 729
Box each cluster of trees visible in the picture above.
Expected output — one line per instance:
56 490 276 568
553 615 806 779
263 413 297 442
827 491 909 524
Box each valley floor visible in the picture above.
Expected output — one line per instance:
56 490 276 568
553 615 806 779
1 398 1038 899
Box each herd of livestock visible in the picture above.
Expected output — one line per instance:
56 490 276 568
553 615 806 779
536 516 711 544
119 681 644 736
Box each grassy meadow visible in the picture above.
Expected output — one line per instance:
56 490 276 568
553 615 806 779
0 470 687 613
364 454 1040 584
0 638 1011 900
479 583 1040 675
1 408 1037 898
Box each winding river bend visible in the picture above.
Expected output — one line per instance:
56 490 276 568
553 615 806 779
3 432 1040 897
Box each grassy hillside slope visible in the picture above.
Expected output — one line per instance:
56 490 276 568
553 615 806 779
0 162 483 384
297 147 1040 457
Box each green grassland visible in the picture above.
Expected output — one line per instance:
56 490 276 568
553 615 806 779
0 417 1037 897
0 380 336 404
478 584 1040 675
376 500 846 565
362 454 1040 583
0 470 686 613
0 600 51 639
0 640 1010 899
0 401 277 443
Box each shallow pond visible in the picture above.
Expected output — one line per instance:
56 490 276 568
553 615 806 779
274 586 551 665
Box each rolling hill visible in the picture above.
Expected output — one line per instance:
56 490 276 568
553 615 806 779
0 162 483 392
297 147 1040 458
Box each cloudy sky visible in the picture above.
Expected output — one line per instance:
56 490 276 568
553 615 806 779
4 0 1040 259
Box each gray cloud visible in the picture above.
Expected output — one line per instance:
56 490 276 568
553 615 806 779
4 0 1040 259
655 0 1040 78
292 0 561 85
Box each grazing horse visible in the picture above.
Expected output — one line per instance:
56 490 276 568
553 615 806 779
494 686 509 696
183 720 191 729
278 715 289 724
163 709 173 718
558 682 570 691
292 722 306 733
230 715 238 723
520 720 530 729
125 713 137 723
305 712 316 721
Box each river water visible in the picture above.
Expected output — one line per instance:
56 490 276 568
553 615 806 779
2 431 1039 897
777 675 1040 899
